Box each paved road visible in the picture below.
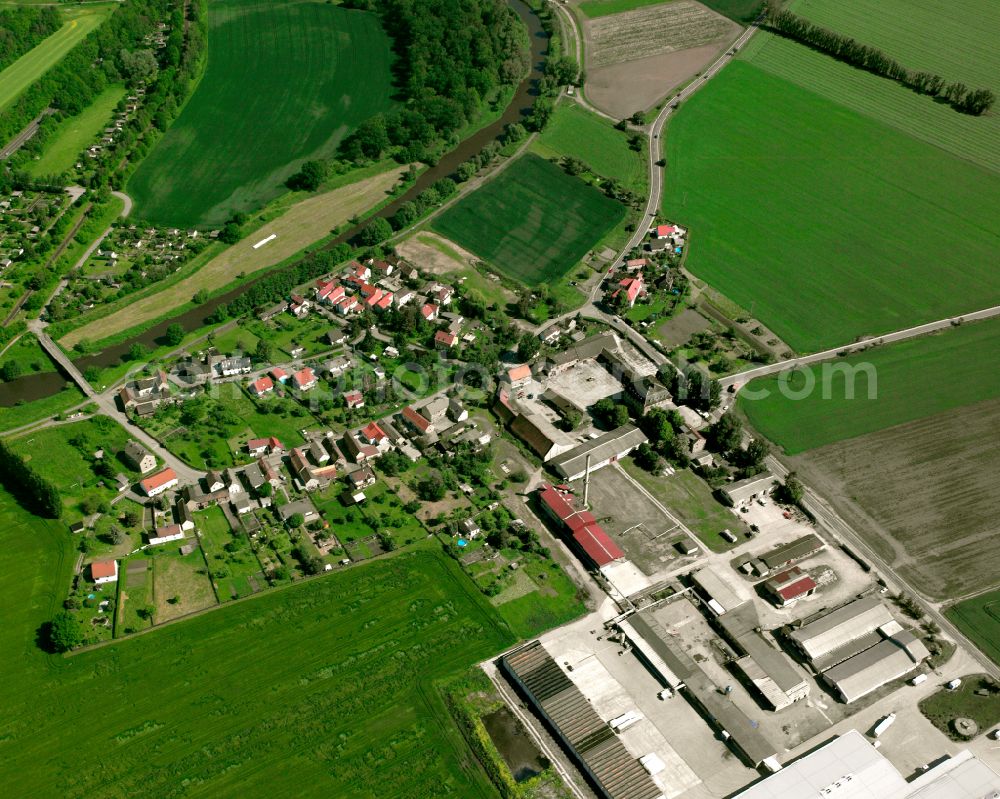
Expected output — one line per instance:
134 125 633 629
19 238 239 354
28 321 204 483
721 303 1000 389
765 453 1000 681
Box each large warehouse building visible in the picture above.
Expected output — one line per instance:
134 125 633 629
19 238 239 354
787 596 929 703
500 642 665 799
734 729 1000 799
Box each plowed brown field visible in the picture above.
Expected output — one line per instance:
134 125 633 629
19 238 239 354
791 397 1000 600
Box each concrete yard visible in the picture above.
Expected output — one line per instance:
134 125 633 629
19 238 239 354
536 611 756 798
546 358 625 410
571 464 692 581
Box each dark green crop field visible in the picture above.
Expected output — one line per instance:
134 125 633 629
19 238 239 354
0 500 514 798
433 154 625 287
739 318 1000 454
128 0 395 228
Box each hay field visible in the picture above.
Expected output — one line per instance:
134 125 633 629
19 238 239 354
432 154 625 287
586 0 737 68
662 61 1000 352
60 166 402 349
127 0 395 228
0 522 515 797
740 319 1000 454
0 5 112 112
791 397 1000 600
742 0 1000 173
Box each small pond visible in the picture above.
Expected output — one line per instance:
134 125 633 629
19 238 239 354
482 707 548 783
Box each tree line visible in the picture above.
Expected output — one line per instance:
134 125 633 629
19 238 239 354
2 0 209 186
0 438 62 519
208 243 353 323
766 8 994 116
0 5 62 73
338 0 530 164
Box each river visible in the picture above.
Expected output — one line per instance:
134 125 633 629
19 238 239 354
0 0 549 407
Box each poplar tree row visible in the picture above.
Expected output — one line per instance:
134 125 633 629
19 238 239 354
766 8 994 116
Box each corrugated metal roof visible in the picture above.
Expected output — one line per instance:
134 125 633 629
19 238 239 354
789 597 894 663
823 632 929 703
502 642 663 799
551 425 648 479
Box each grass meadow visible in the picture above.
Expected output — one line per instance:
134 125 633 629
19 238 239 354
699 0 762 23
739 318 1000 453
27 85 125 177
128 0 396 228
948 591 1000 667
433 154 625 287
662 61 1000 352
0 501 516 798
532 102 648 194
762 0 1000 173
0 5 112 112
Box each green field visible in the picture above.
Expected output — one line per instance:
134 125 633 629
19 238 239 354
578 0 675 19
0 488 516 798
532 102 647 194
0 6 112 112
433 154 626 287
0 333 56 377
754 0 1000 173
128 0 395 228
739 319 1000 454
948 591 1000 667
28 85 125 177
699 0 762 23
662 60 1000 352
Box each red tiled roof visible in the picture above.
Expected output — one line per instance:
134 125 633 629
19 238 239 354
573 525 624 567
249 376 273 394
140 468 177 492
435 330 457 346
507 364 531 382
374 293 393 310
402 405 431 432
90 560 117 579
292 367 315 387
777 575 817 601
270 367 287 380
421 303 437 319
154 523 181 538
344 390 364 407
656 224 677 237
361 421 386 442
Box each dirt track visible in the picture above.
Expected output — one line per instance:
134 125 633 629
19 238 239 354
790 397 1000 601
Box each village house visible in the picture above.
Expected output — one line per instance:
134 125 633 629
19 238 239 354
249 375 274 396
279 499 319 526
90 559 118 585
420 303 438 322
175 500 195 531
214 356 252 378
247 436 284 457
348 465 376 490
122 440 156 474
269 367 288 383
148 523 184 546
503 364 533 392
613 274 645 308
344 389 365 409
140 467 178 498
291 367 317 391
434 330 458 350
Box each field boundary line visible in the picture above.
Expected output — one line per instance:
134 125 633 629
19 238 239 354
724 303 1000 389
